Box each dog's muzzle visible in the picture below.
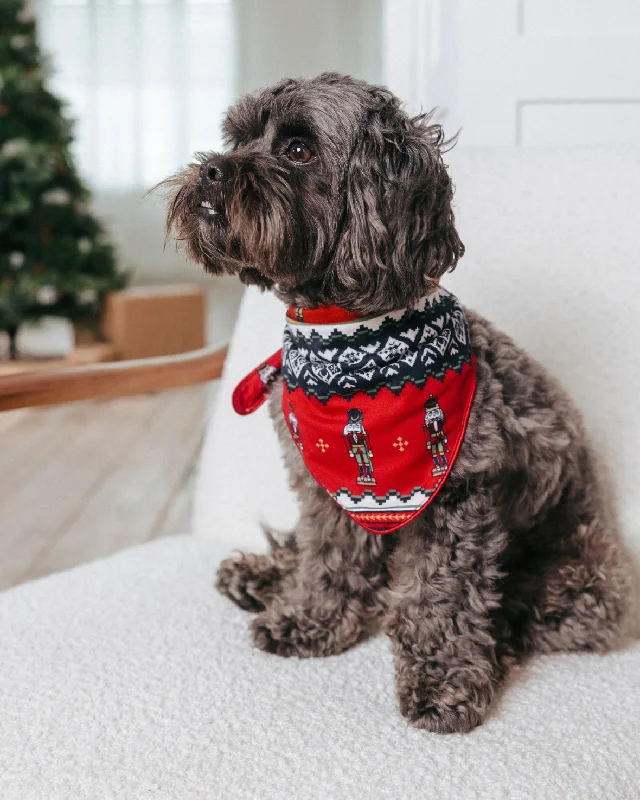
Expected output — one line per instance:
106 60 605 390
194 155 233 224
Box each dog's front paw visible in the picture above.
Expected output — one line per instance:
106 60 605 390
251 613 300 657
251 607 357 658
250 611 322 657
396 669 493 734
216 553 280 612
398 690 483 734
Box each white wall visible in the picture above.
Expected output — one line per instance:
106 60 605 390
91 191 207 287
235 0 382 96
384 0 640 146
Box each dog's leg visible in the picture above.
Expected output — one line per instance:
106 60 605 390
385 488 510 734
216 544 299 613
250 504 389 658
525 516 631 654
502 446 633 654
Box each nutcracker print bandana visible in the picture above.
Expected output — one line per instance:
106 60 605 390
232 286 476 534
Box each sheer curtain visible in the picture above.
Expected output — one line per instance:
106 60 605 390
38 0 235 192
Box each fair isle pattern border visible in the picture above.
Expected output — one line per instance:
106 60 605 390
282 288 472 403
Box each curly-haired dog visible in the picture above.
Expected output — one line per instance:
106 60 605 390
162 73 632 734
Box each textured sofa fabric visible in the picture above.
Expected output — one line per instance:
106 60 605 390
2 148 640 799
1 535 639 800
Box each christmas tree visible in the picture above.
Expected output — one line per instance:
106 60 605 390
0 0 127 359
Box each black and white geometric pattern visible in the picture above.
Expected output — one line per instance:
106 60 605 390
282 287 472 403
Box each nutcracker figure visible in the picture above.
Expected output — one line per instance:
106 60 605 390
257 362 278 386
288 403 304 451
423 395 449 476
343 408 376 486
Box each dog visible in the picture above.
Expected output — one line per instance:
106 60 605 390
161 73 632 734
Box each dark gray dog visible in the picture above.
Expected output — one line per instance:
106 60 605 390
162 73 631 733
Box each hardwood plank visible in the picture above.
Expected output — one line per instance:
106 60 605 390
152 467 197 540
149 384 219 540
0 393 165 589
150 386 219 541
24 385 209 582
0 402 94 498
0 407 33 437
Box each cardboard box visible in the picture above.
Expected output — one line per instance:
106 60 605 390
104 285 206 361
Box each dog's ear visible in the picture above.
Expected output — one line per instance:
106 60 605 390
331 98 464 311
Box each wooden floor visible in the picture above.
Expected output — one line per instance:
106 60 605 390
0 384 215 591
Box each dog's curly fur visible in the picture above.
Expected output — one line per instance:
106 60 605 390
161 73 633 734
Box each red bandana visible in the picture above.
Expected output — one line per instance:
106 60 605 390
233 287 476 534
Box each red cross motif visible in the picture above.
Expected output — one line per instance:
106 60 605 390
316 438 330 453
393 436 409 453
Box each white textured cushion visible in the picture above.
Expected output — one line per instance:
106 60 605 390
194 147 640 556
1 535 639 800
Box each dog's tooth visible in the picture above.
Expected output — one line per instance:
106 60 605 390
201 201 212 208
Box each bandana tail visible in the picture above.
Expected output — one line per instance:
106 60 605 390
232 349 283 415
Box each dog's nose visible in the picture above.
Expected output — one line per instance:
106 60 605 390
201 157 234 185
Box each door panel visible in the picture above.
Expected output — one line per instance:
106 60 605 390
455 0 640 145
384 0 640 145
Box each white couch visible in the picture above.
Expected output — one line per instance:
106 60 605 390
2 149 640 800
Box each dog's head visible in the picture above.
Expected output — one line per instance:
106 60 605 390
161 73 463 313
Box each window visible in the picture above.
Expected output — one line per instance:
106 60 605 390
38 0 235 192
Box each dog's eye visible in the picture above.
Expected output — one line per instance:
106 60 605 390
286 140 315 164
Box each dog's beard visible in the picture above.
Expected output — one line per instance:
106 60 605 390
160 156 231 276
161 154 333 293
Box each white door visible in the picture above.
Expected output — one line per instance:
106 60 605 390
384 0 640 146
